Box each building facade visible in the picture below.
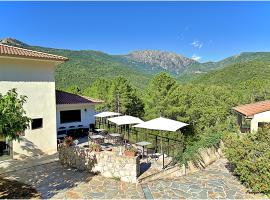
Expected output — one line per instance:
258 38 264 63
56 90 102 131
233 100 270 133
0 44 68 158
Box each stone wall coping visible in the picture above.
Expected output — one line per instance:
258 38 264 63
71 144 140 160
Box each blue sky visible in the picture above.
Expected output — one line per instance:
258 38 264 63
1 1 270 62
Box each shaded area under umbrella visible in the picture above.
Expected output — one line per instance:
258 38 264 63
133 117 188 169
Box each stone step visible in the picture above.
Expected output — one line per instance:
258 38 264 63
138 164 180 184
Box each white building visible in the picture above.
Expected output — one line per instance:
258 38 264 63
233 100 270 133
0 44 101 159
56 90 102 130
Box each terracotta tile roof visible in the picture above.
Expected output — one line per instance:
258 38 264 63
233 100 270 117
56 90 103 105
0 44 68 62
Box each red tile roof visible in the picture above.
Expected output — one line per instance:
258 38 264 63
233 100 270 117
0 44 68 62
56 90 103 105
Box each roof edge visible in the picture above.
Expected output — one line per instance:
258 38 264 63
0 43 69 62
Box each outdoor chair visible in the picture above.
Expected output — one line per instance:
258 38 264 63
88 131 94 137
81 128 89 137
136 148 143 158
115 137 125 146
147 148 162 162
67 129 77 138
105 134 113 143
59 126 66 130
57 130 66 136
95 138 104 144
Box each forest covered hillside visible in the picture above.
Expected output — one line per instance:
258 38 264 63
1 38 270 93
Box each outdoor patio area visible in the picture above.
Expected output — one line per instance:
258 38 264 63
0 156 265 199
57 112 187 180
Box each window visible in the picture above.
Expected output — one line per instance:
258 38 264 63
60 110 81 124
258 122 270 128
31 118 43 130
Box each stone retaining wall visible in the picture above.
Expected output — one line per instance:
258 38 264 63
139 143 224 183
58 145 140 183
168 142 224 178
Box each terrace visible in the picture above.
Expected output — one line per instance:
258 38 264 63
57 112 188 182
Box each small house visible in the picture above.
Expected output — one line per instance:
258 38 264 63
233 100 270 133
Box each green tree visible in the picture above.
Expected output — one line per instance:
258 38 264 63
83 78 110 111
0 89 31 141
66 85 81 95
144 72 176 119
165 84 238 134
107 76 144 117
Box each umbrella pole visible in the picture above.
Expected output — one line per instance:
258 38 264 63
160 130 164 169
128 125 130 141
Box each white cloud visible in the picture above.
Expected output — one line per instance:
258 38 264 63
191 40 203 49
191 54 202 61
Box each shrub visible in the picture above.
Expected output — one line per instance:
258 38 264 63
223 128 270 194
176 130 223 165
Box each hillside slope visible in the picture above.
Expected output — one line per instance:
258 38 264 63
30 46 152 90
192 61 270 86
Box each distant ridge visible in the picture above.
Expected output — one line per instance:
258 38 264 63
1 37 270 90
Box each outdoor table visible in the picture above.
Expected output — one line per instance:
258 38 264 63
57 134 66 139
89 134 105 144
109 133 121 137
136 141 152 158
90 135 105 139
95 128 106 133
109 133 121 144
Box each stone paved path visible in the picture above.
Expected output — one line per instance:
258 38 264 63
0 158 267 199
147 159 266 199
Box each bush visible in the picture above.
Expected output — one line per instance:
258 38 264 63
176 130 223 165
224 128 270 194
176 117 236 165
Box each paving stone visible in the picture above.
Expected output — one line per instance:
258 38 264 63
0 157 267 199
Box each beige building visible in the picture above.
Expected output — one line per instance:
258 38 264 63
233 100 270 133
0 44 103 160
0 44 68 158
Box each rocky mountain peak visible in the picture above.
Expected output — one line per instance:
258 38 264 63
0 37 29 48
125 50 197 74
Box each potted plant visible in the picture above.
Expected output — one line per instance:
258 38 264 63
91 143 102 152
124 146 137 157
63 136 73 147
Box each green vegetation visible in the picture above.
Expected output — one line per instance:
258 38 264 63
84 76 144 117
0 89 31 141
224 128 270 195
30 46 153 90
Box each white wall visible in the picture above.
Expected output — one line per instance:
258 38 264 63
0 57 59 158
251 110 270 132
56 104 96 129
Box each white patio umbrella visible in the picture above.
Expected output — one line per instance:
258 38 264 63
94 111 121 118
94 112 121 129
108 115 144 140
133 117 188 168
108 115 144 126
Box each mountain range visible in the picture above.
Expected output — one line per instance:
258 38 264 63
1 38 270 90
